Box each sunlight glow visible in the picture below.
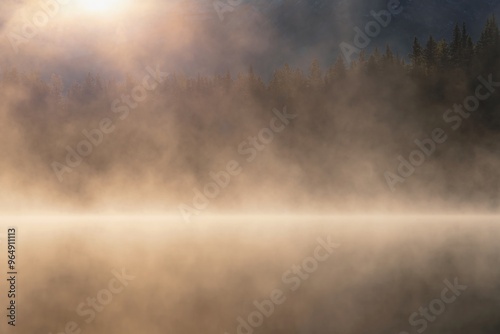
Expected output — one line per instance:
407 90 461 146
76 0 123 14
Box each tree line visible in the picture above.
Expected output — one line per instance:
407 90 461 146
2 17 500 208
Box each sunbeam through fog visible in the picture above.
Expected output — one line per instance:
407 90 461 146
0 0 500 333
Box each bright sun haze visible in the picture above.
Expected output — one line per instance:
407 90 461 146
75 0 124 14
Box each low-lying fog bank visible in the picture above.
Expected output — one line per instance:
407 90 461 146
1 217 499 334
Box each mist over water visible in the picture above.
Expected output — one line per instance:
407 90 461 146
1 1 500 333
1 217 498 334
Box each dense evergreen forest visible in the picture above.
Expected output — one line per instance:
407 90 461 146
2 17 500 212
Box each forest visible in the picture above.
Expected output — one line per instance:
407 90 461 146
2 17 500 213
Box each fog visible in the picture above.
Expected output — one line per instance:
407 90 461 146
0 217 499 333
1 1 500 332
0 0 499 215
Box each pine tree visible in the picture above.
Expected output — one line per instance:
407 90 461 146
410 37 424 69
463 35 474 67
308 58 323 90
366 55 377 75
365 48 381 75
350 50 367 73
248 65 255 83
68 82 83 101
327 56 346 85
459 23 473 67
437 39 450 68
223 71 232 92
450 24 462 67
382 44 395 68
245 65 264 96
83 73 100 100
372 47 381 62
270 64 292 96
424 36 438 71
476 16 500 67
461 23 469 50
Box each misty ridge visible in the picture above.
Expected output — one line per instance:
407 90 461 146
2 17 500 213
